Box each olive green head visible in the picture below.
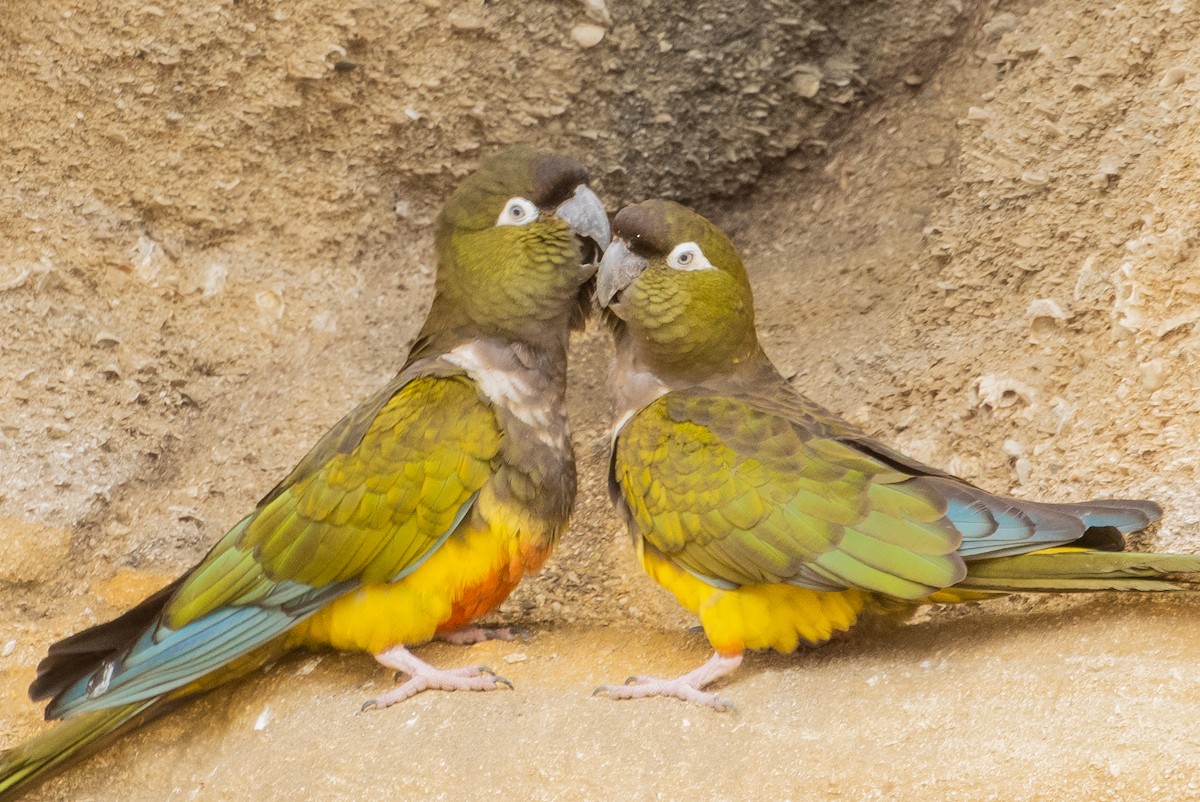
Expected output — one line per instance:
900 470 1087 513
425 146 610 348
598 200 758 380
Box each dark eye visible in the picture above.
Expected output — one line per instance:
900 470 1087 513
667 242 711 271
497 197 538 227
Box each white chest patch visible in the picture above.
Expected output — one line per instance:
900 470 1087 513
610 358 670 444
445 343 567 449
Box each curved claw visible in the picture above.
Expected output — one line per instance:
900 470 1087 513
369 645 518 708
592 652 745 711
360 699 380 714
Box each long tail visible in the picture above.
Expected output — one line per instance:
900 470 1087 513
1038 498 1164 532
958 549 1200 593
934 473 1163 559
0 701 159 801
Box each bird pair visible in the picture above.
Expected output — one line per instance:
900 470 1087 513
1 147 1193 799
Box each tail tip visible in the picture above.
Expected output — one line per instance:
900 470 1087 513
1075 525 1125 552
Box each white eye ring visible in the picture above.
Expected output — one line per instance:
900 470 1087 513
666 241 714 271
497 197 538 226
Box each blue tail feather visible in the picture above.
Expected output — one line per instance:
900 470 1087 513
48 580 350 719
930 479 1160 562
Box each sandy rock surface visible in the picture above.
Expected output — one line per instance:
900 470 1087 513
5 0 1200 799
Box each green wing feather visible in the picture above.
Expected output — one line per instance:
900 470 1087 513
165 373 502 627
615 392 965 599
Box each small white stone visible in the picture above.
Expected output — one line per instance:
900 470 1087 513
1139 358 1168 392
447 10 485 31
793 71 821 98
130 235 165 282
974 374 1037 409
1026 298 1067 321
295 656 323 676
571 23 605 48
1014 457 1032 485
202 263 228 297
982 12 1018 39
255 289 285 324
93 331 121 348
311 310 338 334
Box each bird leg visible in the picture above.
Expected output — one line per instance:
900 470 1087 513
360 646 513 711
436 626 523 645
593 651 743 712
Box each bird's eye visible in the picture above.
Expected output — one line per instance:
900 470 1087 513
667 241 714 271
496 197 538 227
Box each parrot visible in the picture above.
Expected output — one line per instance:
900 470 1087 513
593 198 1196 711
0 145 611 798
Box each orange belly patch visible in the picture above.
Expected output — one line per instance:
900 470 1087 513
288 515 551 656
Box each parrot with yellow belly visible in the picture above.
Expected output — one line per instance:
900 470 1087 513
0 146 610 798
594 199 1197 711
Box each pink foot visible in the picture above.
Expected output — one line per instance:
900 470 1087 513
360 646 513 711
594 652 743 712
437 626 523 645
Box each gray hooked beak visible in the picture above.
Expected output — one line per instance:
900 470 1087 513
555 186 611 272
596 238 648 309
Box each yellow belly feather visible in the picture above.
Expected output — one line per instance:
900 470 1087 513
641 549 873 656
288 500 550 655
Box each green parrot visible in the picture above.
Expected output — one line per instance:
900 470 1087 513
593 199 1193 711
0 146 610 798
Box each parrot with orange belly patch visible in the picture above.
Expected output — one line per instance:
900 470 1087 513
0 146 610 798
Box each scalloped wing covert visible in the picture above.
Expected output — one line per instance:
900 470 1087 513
614 393 966 599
